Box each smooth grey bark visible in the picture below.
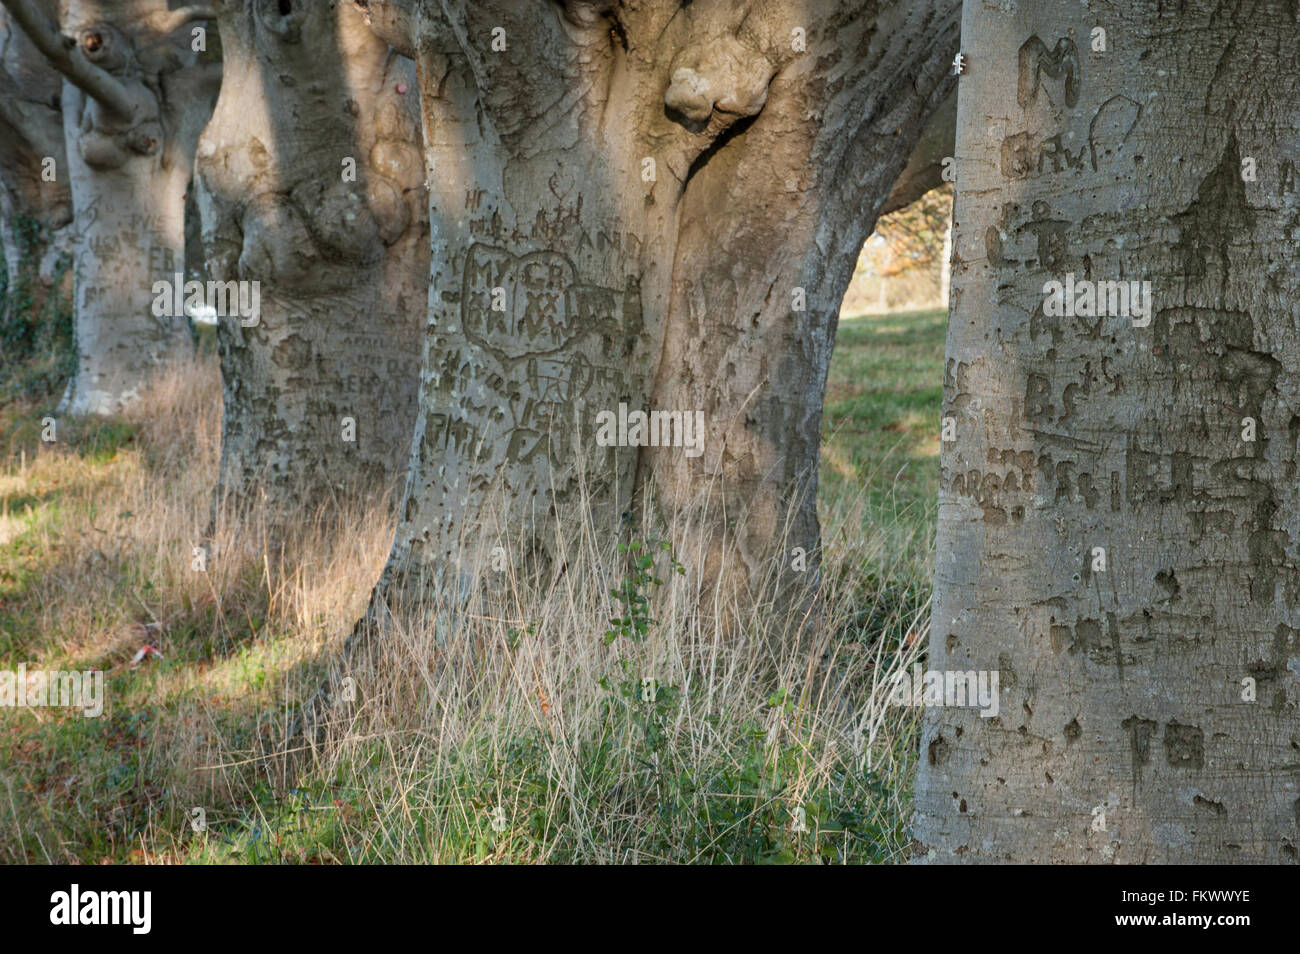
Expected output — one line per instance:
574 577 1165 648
353 0 959 626
195 0 427 510
0 3 72 330
9 0 221 415
913 0 1300 863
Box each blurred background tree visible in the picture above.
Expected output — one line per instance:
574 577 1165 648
841 183 952 316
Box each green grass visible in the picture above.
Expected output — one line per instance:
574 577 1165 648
823 307 945 590
0 303 948 864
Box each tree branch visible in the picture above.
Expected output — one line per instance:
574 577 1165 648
144 5 217 36
0 0 136 120
880 88 956 216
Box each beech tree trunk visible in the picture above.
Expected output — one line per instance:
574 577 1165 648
49 0 218 415
0 3 72 337
913 0 1300 863
356 0 958 622
195 0 427 510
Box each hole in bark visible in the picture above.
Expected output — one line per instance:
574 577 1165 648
278 0 292 14
1193 794 1226 815
928 734 948 766
1154 568 1181 600
608 14 628 53
83 32 103 53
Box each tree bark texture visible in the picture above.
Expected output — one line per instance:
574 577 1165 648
913 0 1300 863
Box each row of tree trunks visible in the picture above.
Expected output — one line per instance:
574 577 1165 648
914 0 1300 863
195 0 427 512
12 0 1296 869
